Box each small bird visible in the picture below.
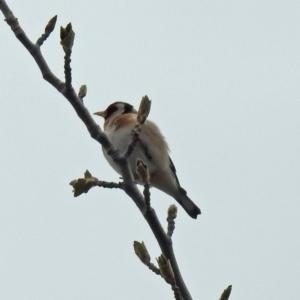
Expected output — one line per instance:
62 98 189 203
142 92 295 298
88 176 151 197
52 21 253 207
94 102 201 219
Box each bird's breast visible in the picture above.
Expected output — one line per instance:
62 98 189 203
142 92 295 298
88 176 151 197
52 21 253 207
102 116 170 181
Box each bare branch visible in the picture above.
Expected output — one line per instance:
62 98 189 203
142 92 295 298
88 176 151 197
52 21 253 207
124 123 142 159
147 262 161 275
143 183 151 208
124 95 151 159
0 2 194 299
97 180 122 189
172 284 184 300
70 170 123 197
64 51 72 88
136 159 151 208
60 23 75 88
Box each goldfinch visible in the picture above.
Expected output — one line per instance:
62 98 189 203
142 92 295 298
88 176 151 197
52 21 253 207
94 102 201 219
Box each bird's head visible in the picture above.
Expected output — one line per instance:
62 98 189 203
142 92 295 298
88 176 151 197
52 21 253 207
94 102 137 121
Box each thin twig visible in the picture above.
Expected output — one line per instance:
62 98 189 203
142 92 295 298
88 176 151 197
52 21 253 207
167 219 175 237
98 181 123 189
143 183 151 208
64 52 72 88
124 123 142 158
36 15 57 46
172 284 183 300
147 262 161 275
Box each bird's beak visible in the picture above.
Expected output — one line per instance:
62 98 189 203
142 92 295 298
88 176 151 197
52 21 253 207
93 110 106 118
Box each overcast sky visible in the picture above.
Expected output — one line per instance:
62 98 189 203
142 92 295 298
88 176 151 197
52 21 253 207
1 1 300 299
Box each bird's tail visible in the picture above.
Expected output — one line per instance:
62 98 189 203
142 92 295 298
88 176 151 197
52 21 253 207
175 187 201 219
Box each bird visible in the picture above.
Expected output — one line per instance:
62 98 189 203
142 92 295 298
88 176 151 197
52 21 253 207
94 102 201 219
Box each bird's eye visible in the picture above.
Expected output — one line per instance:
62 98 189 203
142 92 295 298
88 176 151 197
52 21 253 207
105 105 118 119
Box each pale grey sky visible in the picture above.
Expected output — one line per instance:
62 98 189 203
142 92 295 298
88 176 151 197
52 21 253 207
1 1 300 299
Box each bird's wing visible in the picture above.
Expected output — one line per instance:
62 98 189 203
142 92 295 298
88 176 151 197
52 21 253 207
137 138 152 161
168 156 188 195
137 119 169 165
168 156 180 186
